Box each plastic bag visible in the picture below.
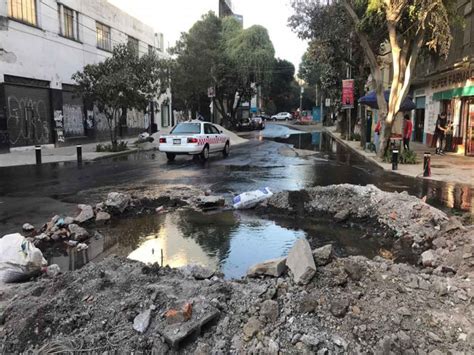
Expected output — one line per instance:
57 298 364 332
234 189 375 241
0 233 47 283
233 187 273 209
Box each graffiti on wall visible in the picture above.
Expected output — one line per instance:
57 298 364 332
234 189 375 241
127 108 148 129
7 95 50 146
63 104 85 137
54 110 65 143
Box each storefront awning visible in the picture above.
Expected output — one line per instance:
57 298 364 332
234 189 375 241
433 86 474 101
358 90 416 111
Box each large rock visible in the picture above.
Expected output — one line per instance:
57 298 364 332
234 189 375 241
22 223 34 232
74 204 94 224
312 244 333 266
286 239 316 285
243 317 262 340
344 259 365 281
247 257 287 278
105 192 131 213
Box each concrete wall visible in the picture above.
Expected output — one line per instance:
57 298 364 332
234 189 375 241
0 0 171 148
0 0 166 87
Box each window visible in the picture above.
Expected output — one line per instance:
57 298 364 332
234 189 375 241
204 124 214 134
60 6 79 40
128 36 139 56
8 0 37 26
171 123 201 134
210 125 220 134
96 22 111 51
148 45 154 55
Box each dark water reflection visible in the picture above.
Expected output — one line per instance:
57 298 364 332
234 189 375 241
44 209 398 279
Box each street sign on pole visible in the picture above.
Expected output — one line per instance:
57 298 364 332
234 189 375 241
342 79 354 109
325 98 331 107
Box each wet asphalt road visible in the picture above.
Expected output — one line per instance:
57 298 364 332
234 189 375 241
0 123 472 235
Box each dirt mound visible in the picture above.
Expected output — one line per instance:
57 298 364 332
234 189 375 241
1 253 473 353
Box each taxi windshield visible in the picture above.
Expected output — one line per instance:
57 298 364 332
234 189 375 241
171 123 201 135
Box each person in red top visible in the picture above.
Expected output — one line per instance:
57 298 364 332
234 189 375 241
403 114 413 150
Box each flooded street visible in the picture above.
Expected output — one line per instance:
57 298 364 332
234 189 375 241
1 123 472 277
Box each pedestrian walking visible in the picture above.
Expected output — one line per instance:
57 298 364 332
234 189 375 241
374 119 382 153
433 112 448 155
403 114 413 150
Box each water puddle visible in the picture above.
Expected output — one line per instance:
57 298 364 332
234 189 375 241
44 209 396 279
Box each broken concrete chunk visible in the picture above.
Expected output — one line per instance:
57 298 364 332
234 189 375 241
95 211 111 223
344 260 365 281
22 223 34 232
133 308 151 333
180 264 215 280
260 300 279 322
286 239 316 285
196 196 225 210
247 257 287 278
334 210 349 222
68 224 90 241
312 244 333 266
105 192 131 213
159 302 220 348
243 316 262 340
421 250 436 267
74 204 94 224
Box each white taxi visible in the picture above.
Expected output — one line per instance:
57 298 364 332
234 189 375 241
159 121 230 161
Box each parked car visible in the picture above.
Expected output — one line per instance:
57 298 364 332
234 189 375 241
159 121 230 161
271 112 292 121
251 116 265 130
236 118 254 131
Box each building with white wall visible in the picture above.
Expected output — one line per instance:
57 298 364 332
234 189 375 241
0 0 171 151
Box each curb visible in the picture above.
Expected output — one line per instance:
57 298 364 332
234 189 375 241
324 128 474 187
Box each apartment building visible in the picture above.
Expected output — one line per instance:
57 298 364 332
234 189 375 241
0 0 171 151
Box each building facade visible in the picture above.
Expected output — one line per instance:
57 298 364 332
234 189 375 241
411 0 474 156
0 0 171 152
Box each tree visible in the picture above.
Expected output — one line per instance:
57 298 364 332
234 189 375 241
290 1 369 135
264 59 297 113
170 13 275 127
342 0 456 156
291 0 456 156
73 44 169 149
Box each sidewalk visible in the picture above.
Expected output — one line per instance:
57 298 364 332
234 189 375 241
0 137 144 168
0 124 247 168
325 126 474 187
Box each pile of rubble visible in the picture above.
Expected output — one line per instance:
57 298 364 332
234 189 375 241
260 184 473 276
19 192 131 250
1 239 472 353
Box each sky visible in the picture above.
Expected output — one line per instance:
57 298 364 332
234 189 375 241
108 0 307 71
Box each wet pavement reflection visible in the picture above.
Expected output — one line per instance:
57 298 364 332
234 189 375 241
43 209 397 279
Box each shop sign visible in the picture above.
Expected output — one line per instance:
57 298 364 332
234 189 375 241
431 68 474 89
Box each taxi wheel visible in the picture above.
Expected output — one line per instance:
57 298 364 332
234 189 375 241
200 145 209 161
223 142 230 158
166 153 176 161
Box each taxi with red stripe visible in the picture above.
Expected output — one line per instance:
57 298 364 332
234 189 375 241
159 121 230 161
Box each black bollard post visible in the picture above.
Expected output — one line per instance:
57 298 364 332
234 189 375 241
392 149 399 170
423 152 431 177
76 145 82 164
35 145 42 165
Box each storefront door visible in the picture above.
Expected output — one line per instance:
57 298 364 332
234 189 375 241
466 100 474 156
414 97 425 142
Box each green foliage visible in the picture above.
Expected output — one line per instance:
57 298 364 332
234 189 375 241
265 59 298 113
351 133 361 141
96 141 128 152
382 149 418 164
170 12 276 127
73 44 169 147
